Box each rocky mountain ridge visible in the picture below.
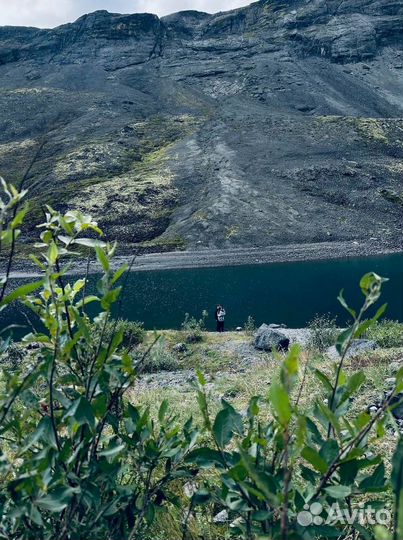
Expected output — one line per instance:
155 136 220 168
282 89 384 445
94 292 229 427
0 0 402 252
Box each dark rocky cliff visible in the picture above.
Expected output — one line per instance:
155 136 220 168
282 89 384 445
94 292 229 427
0 0 402 251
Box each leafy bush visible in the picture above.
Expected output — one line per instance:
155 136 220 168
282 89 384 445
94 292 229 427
243 315 256 336
365 318 403 348
96 317 145 350
0 187 199 540
181 310 208 343
141 337 180 373
307 313 338 352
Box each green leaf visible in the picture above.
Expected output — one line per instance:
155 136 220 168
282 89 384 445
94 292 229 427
316 402 341 436
186 447 225 468
355 304 387 338
324 485 352 499
238 448 279 504
73 238 106 248
283 344 300 376
112 264 128 284
360 272 388 299
320 439 339 465
213 404 243 448
28 254 46 270
65 397 96 429
337 371 366 407
48 242 58 264
247 396 260 419
101 287 121 310
21 416 58 452
1 280 43 306
337 289 356 318
359 463 386 492
314 369 333 393
36 487 78 512
10 205 28 229
95 246 110 272
306 417 325 446
346 371 366 395
269 382 291 426
158 399 169 422
301 446 329 474
336 327 354 355
99 440 125 459
76 295 99 308
196 370 206 386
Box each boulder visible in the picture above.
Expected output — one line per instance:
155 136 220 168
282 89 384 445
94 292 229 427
172 343 188 354
346 339 378 357
254 324 290 352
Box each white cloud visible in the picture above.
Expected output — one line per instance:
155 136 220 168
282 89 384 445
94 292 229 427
0 0 252 28
0 0 74 28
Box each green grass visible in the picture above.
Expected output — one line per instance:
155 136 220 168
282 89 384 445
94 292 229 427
134 330 403 420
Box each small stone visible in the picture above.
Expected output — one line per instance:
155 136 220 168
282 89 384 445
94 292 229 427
390 361 403 373
236 326 243 332
184 482 197 498
214 510 229 523
27 342 41 350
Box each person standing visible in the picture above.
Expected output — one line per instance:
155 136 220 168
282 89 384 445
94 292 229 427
215 305 226 332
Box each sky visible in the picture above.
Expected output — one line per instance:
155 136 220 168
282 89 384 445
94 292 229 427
0 0 253 28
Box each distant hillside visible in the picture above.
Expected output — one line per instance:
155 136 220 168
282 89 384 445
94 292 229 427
0 0 402 252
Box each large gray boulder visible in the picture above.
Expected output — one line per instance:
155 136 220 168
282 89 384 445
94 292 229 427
347 339 378 357
327 338 379 359
254 324 290 352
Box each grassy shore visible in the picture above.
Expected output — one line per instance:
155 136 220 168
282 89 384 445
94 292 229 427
131 330 402 422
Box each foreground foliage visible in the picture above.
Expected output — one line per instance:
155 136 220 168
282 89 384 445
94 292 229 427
0 179 402 540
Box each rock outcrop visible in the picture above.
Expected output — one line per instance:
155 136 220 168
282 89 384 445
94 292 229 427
0 0 402 252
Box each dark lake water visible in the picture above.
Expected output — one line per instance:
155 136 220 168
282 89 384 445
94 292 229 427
3 253 403 333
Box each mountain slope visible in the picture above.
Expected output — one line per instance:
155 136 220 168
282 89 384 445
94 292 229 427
0 0 402 252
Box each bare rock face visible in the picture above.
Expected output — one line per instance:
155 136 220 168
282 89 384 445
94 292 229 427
0 0 402 252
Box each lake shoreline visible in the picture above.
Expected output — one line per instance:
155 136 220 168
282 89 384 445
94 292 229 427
7 240 403 278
